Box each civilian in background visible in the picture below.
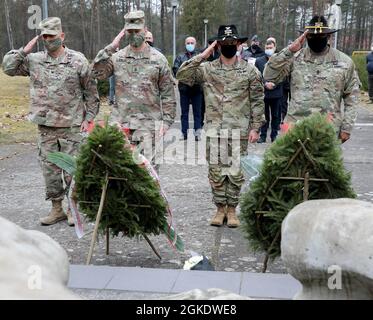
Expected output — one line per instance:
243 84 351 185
145 30 162 53
255 39 283 143
173 37 203 140
247 35 266 58
367 44 373 104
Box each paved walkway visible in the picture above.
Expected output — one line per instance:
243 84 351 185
1 105 373 298
68 265 301 300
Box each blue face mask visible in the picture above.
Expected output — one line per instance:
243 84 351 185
186 44 195 53
265 49 275 57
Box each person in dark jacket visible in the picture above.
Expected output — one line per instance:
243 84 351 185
282 75 291 123
173 37 203 140
145 30 162 53
367 44 373 103
246 35 266 58
255 39 283 143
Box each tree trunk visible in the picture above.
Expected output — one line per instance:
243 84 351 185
97 0 102 51
90 0 97 58
79 0 87 55
160 0 165 52
311 0 327 15
255 0 263 37
341 0 350 52
312 0 318 15
4 0 14 49
278 0 290 48
347 0 356 53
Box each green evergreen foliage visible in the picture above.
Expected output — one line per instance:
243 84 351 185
74 124 168 238
240 113 356 259
352 54 369 91
97 79 109 97
179 0 227 45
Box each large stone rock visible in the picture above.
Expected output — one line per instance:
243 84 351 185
0 216 78 299
281 199 373 300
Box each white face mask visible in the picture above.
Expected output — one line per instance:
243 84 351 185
371 46 373 52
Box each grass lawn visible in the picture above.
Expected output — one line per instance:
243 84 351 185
1 69 371 145
0 70 36 145
0 70 111 145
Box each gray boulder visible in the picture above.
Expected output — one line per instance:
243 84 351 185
0 216 78 300
281 199 373 300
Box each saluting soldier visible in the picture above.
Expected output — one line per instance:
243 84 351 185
2 17 100 226
91 10 176 167
264 15 360 143
177 25 265 228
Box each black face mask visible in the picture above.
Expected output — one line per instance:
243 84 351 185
146 41 154 47
251 44 260 52
220 45 237 59
307 36 328 53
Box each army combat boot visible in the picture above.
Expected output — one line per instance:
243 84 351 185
210 205 226 227
227 206 240 228
66 208 75 227
40 200 67 226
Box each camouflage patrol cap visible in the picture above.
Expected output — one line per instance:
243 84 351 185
39 17 62 36
124 10 145 30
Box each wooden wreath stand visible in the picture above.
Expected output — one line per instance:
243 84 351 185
255 139 331 273
85 149 162 265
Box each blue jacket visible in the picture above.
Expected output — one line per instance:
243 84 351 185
255 55 283 99
367 52 373 74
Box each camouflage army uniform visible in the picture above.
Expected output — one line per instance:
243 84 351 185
91 43 176 163
177 55 265 207
263 46 360 134
2 47 100 201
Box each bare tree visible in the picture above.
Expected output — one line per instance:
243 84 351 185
160 0 165 52
79 0 88 54
4 0 14 49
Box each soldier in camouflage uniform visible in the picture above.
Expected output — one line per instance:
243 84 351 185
2 17 100 226
91 11 176 166
177 25 265 228
264 16 360 142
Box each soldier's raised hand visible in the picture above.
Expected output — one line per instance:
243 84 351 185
200 40 217 60
289 31 308 53
112 28 126 50
249 129 259 143
24 35 40 55
339 131 350 144
265 82 275 90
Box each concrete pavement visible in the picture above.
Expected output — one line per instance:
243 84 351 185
1 104 373 299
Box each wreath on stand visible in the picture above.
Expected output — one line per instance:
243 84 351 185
49 122 184 263
240 113 356 272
